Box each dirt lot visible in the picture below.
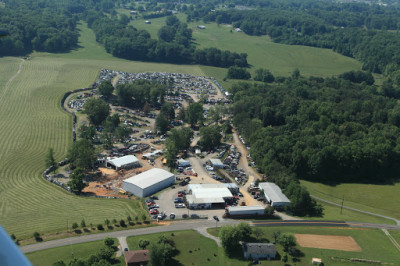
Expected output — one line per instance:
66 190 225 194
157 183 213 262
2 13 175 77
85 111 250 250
295 234 362 251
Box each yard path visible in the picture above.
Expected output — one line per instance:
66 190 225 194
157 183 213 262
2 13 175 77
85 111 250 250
195 227 222 247
0 58 24 103
116 236 128 257
312 195 400 226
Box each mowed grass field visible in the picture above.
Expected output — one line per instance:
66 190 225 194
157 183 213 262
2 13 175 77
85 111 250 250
26 238 122 266
0 24 208 239
301 180 400 221
207 226 400 265
124 12 362 78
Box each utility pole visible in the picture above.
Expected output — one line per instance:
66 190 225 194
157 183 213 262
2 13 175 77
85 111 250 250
340 195 344 215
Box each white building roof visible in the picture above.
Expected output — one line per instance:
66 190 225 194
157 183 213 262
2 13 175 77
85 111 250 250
258 182 290 203
227 205 264 212
210 158 223 166
123 168 174 189
107 155 139 168
186 195 225 204
191 187 233 199
188 183 238 191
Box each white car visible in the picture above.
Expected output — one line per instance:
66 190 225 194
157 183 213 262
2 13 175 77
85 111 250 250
175 203 185 208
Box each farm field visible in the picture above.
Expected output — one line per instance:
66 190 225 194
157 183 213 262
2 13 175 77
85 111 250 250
301 180 400 221
125 13 362 78
26 238 123 266
208 226 400 265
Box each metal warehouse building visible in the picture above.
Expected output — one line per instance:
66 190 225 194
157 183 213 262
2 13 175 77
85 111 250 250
107 155 140 171
258 182 290 208
122 168 174 198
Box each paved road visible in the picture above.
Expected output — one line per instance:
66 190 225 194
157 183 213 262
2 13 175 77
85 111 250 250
20 219 400 254
311 195 400 226
20 219 239 254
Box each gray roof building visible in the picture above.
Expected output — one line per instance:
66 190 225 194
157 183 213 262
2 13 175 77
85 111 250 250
258 182 290 207
242 242 276 260
122 168 174 198
210 158 224 168
107 155 140 171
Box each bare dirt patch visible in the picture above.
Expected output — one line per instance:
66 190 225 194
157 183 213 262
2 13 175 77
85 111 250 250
295 234 362 251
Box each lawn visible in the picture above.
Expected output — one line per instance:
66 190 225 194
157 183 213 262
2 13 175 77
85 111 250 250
126 230 243 266
301 180 400 221
126 13 362 78
26 238 122 266
208 226 400 265
301 199 395 225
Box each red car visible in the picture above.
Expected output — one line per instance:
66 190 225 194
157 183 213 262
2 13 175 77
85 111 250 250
150 209 159 214
177 193 184 197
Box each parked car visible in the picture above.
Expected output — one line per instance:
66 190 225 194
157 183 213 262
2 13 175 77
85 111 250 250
150 209 159 214
150 196 159 200
191 214 199 219
170 213 176 219
175 203 185 208
148 205 159 210
174 198 183 203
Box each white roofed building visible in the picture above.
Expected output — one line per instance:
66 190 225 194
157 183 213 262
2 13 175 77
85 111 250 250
106 155 140 171
258 182 290 208
186 184 234 209
226 205 265 216
122 168 174 197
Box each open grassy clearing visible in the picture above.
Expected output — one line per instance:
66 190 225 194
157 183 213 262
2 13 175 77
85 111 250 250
301 180 400 221
26 238 122 266
302 199 395 225
126 13 362 78
208 226 400 265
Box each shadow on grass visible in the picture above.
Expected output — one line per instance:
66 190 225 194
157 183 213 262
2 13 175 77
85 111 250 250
83 228 90 233
74 229 82 234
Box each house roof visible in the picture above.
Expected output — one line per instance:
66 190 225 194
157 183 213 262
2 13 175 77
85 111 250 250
123 168 174 189
242 243 276 255
258 182 290 203
107 155 139 168
124 250 149 264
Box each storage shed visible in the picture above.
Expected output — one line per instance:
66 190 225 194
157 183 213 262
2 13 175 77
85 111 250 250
107 155 140 171
258 182 290 208
210 158 224 168
226 205 265 216
122 168 174 198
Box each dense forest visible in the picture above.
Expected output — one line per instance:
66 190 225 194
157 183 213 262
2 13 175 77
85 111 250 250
0 0 80 55
231 72 400 184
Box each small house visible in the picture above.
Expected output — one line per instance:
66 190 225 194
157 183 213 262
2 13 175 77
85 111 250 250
242 242 276 260
124 250 149 266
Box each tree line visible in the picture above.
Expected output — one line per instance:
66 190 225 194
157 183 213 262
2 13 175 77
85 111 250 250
85 11 247 67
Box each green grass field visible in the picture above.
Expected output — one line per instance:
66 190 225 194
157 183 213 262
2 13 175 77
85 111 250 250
301 180 400 221
306 200 395 225
125 13 362 78
208 226 400 265
127 230 247 266
26 238 123 266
